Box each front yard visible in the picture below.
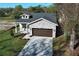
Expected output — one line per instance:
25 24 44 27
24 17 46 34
0 29 28 56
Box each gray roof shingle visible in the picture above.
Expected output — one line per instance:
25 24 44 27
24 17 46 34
16 13 57 24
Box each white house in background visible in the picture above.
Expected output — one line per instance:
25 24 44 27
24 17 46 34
15 12 58 39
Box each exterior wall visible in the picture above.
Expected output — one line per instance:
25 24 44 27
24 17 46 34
29 19 57 38
15 24 17 33
28 28 32 35
17 18 57 38
52 26 56 38
29 19 57 29
19 23 23 31
19 23 28 33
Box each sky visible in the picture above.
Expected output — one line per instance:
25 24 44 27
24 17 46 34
0 3 52 8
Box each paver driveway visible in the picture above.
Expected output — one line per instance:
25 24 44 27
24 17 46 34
18 36 53 56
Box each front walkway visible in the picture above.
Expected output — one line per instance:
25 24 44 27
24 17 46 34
18 36 53 56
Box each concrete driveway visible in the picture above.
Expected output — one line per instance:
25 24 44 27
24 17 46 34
18 36 53 56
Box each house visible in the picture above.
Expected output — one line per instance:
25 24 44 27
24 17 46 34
15 12 58 39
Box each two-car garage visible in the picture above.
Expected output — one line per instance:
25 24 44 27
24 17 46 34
28 18 57 38
32 28 52 37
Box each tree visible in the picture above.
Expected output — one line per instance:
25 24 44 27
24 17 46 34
0 8 14 17
15 5 23 11
27 4 57 13
57 3 79 55
27 5 44 13
46 4 57 13
0 9 5 17
13 5 23 19
27 6 36 12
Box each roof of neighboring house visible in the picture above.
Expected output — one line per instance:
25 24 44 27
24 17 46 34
22 11 31 15
16 12 57 24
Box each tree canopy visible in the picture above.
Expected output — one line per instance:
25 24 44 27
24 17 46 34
0 4 57 18
57 4 79 55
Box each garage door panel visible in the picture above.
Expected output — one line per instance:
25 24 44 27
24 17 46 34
32 28 52 37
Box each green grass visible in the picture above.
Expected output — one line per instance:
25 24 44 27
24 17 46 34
0 29 28 56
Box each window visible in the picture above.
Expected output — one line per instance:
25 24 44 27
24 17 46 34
22 24 26 28
21 13 30 19
29 15 33 18
26 16 27 18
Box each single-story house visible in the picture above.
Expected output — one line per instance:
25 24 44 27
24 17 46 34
15 12 58 39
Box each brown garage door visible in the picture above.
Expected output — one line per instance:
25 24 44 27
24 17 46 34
32 28 52 37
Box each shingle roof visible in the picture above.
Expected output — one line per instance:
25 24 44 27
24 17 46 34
22 11 32 15
16 13 57 24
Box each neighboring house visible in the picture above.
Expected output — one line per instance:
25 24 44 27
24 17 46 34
15 12 58 39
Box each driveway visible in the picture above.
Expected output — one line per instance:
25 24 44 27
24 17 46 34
18 36 53 56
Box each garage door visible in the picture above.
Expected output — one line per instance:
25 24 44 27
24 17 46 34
32 28 52 37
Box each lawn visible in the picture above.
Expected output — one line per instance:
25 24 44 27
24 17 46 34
0 29 28 56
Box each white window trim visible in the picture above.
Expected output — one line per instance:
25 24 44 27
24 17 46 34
21 14 29 19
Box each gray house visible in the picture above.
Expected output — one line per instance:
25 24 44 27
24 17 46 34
15 12 58 39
